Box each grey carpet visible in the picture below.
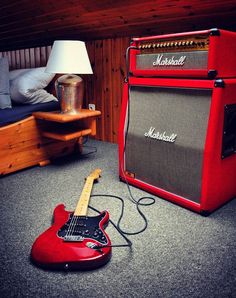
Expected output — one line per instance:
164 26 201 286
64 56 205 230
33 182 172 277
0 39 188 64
0 139 236 298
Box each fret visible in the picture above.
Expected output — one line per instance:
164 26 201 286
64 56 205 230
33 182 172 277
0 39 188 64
74 169 101 216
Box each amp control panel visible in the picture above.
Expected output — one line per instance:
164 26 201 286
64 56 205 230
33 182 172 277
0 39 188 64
137 36 209 52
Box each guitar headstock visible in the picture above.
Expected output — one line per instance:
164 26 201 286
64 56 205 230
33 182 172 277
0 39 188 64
88 169 102 182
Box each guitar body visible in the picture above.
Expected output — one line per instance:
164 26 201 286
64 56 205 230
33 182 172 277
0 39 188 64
31 204 112 270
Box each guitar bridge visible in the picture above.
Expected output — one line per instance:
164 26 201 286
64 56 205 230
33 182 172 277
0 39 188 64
63 235 84 242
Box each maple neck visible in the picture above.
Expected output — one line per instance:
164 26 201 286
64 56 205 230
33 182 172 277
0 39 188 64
74 169 101 216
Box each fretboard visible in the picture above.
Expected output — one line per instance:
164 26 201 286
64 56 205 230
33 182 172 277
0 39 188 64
74 177 95 216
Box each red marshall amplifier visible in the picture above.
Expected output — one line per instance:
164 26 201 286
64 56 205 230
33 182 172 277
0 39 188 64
118 77 236 214
129 28 236 78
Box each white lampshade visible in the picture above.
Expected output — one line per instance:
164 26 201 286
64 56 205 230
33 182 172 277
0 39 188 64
45 40 93 74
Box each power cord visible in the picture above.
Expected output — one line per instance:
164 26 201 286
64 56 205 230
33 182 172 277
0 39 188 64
79 136 97 157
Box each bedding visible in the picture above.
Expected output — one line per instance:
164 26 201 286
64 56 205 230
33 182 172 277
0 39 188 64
0 101 60 126
0 65 60 126
0 57 11 109
10 67 57 104
9 68 29 81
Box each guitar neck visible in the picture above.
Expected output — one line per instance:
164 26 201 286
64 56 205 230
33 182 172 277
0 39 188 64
74 177 95 216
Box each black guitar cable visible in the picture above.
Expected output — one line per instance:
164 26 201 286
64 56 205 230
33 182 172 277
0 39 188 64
89 191 155 250
89 202 132 249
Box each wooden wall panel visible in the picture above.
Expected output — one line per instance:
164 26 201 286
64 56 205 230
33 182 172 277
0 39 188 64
111 38 128 143
0 37 130 143
0 46 51 69
84 37 129 143
1 0 236 51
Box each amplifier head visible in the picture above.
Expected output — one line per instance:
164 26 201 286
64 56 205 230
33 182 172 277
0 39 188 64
129 29 236 79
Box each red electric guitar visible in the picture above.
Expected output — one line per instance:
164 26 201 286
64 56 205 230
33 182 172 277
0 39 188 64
31 169 112 270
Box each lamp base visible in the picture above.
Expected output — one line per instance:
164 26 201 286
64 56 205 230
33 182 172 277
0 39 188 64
55 74 84 114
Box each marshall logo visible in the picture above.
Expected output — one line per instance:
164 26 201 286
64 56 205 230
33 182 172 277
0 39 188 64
144 127 177 143
153 54 186 67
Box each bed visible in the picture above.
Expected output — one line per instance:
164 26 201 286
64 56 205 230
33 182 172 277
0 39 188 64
0 57 79 176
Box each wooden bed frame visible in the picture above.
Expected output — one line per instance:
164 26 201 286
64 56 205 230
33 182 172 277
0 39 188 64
0 115 79 176
0 108 102 176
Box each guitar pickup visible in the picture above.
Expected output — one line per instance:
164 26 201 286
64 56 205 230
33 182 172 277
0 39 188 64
63 235 84 242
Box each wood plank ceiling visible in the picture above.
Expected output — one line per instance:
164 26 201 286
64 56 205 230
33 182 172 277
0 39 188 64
0 0 236 51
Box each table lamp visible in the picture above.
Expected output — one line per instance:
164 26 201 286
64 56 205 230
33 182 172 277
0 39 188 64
45 40 93 114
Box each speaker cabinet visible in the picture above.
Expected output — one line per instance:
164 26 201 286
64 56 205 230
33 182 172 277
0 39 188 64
118 77 236 213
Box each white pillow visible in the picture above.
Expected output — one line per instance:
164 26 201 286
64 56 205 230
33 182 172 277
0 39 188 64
10 67 57 104
9 68 30 81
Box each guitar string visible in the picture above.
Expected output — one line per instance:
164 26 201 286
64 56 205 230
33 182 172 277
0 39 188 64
65 178 94 239
65 213 77 239
65 180 90 238
66 207 82 238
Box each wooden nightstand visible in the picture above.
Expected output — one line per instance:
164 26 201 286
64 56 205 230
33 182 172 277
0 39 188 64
0 109 101 176
33 109 101 141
